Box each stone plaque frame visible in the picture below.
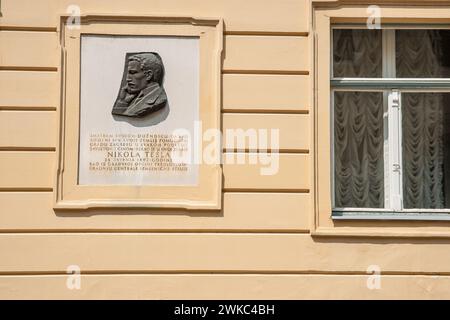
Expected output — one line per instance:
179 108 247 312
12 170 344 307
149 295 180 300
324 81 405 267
54 14 223 210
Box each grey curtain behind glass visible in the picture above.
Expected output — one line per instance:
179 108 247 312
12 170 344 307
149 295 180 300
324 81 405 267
333 29 382 78
334 91 385 208
333 30 384 208
397 30 445 209
401 93 444 208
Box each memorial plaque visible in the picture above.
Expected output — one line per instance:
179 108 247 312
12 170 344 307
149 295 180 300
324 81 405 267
79 35 199 186
55 15 223 210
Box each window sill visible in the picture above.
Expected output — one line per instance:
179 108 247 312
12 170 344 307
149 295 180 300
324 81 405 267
332 211 450 221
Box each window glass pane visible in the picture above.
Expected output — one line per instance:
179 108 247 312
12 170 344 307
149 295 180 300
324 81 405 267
333 29 382 78
396 30 450 78
402 93 450 209
334 91 385 208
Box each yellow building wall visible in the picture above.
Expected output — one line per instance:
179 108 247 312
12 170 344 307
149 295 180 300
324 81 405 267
0 0 450 299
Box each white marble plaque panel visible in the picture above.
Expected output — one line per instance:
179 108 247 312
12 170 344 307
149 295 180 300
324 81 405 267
78 35 199 186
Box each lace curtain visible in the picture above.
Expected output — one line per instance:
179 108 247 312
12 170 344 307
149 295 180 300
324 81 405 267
334 91 385 208
401 92 444 208
333 29 382 78
397 30 445 209
333 30 384 208
333 29 448 209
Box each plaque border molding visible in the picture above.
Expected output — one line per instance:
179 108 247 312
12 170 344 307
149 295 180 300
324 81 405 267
54 14 223 211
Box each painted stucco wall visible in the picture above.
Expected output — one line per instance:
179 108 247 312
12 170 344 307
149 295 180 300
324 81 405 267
1 0 450 299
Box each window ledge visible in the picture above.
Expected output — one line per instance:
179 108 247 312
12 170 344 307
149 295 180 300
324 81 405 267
332 211 450 221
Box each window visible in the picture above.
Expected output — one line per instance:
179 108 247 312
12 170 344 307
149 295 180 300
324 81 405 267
331 27 450 216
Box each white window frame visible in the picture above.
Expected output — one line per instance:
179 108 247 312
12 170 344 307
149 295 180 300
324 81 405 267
331 24 450 219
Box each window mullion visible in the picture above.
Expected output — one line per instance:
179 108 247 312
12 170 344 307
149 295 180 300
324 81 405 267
388 90 403 211
383 29 397 210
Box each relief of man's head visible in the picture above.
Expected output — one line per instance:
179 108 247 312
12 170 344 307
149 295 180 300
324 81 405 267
125 52 164 94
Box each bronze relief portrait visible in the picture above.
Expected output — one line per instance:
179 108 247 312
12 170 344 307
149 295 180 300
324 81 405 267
112 52 168 118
